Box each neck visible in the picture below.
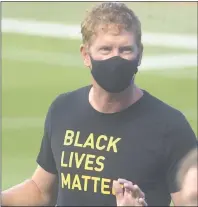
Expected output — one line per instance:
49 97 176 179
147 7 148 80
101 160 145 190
89 84 143 114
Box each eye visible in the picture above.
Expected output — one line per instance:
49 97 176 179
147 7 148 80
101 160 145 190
119 46 135 54
99 46 112 53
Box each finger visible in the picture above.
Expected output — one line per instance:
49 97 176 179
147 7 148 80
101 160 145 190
113 180 123 201
133 184 145 198
134 198 142 206
123 182 134 193
123 191 136 206
124 183 138 198
118 178 133 185
118 178 134 194
118 179 143 199
123 182 139 199
138 198 148 206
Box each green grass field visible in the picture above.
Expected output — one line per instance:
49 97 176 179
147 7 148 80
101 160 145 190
2 2 197 201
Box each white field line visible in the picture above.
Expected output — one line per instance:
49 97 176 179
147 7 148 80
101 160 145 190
3 47 197 71
2 117 44 129
2 18 197 50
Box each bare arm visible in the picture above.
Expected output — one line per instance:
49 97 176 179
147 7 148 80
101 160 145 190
1 165 58 206
171 192 183 206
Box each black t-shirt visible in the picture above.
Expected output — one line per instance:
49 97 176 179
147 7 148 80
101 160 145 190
37 86 197 206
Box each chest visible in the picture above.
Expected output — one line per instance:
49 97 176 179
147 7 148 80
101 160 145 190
51 113 165 193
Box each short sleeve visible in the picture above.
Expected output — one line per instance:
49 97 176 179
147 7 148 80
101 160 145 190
165 113 197 193
36 102 58 174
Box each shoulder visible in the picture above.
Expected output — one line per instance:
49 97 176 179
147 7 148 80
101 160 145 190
142 90 196 142
49 85 90 113
143 90 188 126
145 91 196 140
143 91 197 153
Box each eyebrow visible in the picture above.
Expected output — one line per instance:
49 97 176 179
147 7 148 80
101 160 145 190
120 46 134 49
119 45 136 51
97 45 137 52
98 45 112 49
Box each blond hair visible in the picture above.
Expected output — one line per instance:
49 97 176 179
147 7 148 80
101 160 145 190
81 2 142 47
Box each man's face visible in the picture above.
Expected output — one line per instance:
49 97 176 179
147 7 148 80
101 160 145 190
181 167 198 206
80 27 142 68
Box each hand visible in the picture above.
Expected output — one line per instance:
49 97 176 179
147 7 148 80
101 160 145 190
113 178 147 206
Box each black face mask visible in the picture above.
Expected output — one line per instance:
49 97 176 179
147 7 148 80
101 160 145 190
90 56 139 93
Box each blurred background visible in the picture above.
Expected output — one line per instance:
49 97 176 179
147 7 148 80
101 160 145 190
2 2 197 190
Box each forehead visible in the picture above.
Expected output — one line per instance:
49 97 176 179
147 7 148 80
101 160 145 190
90 25 136 47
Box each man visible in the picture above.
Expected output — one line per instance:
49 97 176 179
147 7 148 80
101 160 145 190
2 2 197 206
